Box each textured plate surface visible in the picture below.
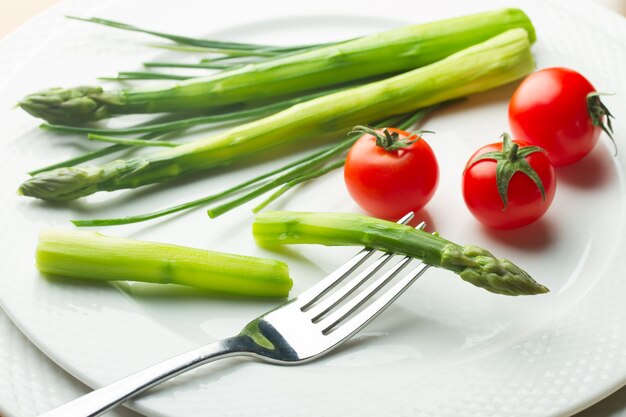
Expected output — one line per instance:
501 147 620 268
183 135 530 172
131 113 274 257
0 0 625 416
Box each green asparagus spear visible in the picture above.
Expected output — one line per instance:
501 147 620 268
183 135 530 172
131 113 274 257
28 88 347 175
37 228 292 297
19 29 535 201
252 211 549 296
19 9 535 124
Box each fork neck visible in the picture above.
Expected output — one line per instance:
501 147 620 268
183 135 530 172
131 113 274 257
38 336 252 417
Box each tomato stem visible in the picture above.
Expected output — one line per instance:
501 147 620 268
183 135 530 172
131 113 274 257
586 92 616 156
506 141 520 161
469 133 547 208
349 125 427 151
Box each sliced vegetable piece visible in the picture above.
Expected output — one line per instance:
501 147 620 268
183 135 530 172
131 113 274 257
252 211 549 296
36 228 292 297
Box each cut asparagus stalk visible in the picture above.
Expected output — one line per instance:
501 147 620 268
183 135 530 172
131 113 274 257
37 228 292 297
19 29 535 201
252 211 549 296
19 9 535 124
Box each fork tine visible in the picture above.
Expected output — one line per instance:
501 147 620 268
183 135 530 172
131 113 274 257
307 220 426 321
319 254 416 333
296 211 415 310
308 251 395 321
323 261 429 341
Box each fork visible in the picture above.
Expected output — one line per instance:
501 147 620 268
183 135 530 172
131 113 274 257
39 212 429 417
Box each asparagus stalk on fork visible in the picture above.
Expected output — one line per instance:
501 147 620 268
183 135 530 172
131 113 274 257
252 211 549 296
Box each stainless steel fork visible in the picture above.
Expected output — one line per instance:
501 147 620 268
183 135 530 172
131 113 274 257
39 212 429 417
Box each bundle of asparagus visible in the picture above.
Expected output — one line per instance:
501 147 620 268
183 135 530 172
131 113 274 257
19 28 535 201
19 8 534 124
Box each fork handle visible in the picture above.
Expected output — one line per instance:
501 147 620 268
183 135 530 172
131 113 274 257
38 336 247 417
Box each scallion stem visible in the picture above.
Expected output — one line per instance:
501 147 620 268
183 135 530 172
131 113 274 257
27 132 166 176
99 72 195 81
252 159 346 213
87 134 179 147
66 16 332 53
146 43 280 57
143 61 236 70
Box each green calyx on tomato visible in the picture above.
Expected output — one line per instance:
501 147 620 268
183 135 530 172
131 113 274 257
587 92 616 152
468 133 547 208
349 125 430 152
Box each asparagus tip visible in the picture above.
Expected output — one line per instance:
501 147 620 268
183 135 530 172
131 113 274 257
19 86 113 124
537 284 550 294
444 244 549 296
18 165 104 201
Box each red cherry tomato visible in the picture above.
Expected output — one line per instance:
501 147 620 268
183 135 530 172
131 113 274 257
462 134 556 229
344 126 438 220
509 67 614 167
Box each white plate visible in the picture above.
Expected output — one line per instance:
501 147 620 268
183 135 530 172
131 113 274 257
0 310 142 417
2 309 626 417
1 0 625 416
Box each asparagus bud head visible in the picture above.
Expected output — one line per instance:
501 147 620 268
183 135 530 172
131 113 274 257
18 166 106 201
19 86 118 124
442 244 549 296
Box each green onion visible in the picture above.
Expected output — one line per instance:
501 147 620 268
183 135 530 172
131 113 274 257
143 61 237 70
27 132 166 176
251 160 346 214
87 133 179 147
19 29 535 201
20 9 535 124
146 43 281 57
99 72 195 81
252 211 549 296
66 16 327 53
37 228 292 297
